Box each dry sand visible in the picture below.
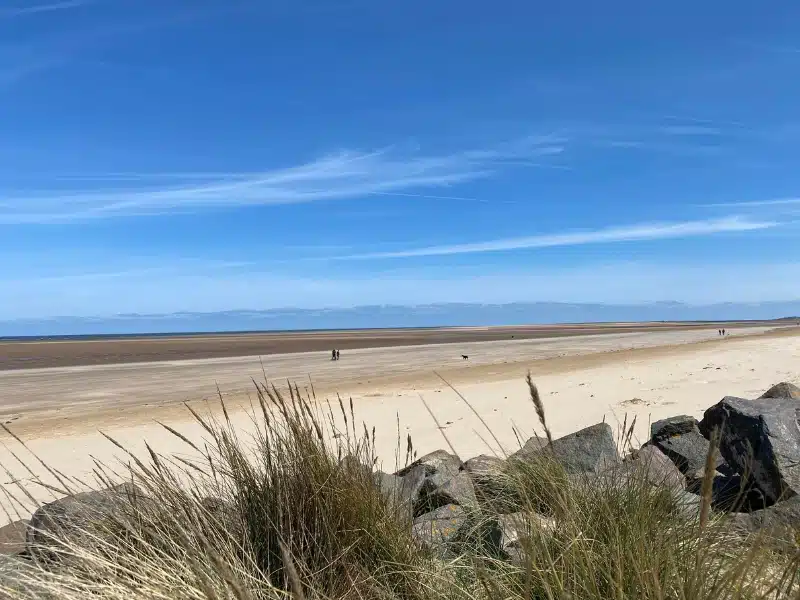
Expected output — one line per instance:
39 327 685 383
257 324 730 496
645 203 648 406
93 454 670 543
0 324 798 526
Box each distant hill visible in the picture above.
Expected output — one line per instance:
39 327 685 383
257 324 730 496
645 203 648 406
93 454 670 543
3 301 800 337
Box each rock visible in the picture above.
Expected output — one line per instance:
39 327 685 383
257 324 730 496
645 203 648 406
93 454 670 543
731 495 800 533
376 465 427 520
462 454 513 509
27 483 144 565
396 450 461 479
618 445 686 492
411 504 468 554
700 397 800 505
650 415 723 480
759 382 800 400
462 454 506 482
673 490 702 520
416 471 477 516
0 519 28 556
497 511 555 564
511 423 620 475
0 554 54 598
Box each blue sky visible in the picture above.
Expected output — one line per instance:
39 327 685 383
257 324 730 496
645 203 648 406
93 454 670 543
2 0 800 321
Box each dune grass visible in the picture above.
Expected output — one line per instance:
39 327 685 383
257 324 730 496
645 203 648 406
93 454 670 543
3 378 800 599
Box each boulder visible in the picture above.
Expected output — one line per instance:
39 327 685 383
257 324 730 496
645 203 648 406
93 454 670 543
462 454 513 509
396 450 461 479
732 495 800 533
27 483 144 565
511 423 620 475
0 519 28 556
700 397 800 505
650 415 723 480
416 471 477 516
759 382 800 400
497 511 555 564
376 464 427 520
617 445 686 492
411 504 468 554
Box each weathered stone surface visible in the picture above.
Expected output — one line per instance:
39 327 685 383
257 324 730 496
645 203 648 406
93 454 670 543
462 455 506 482
396 450 461 479
462 454 514 509
376 465 427 519
411 504 468 553
0 519 28 556
496 511 555 563
732 495 800 532
616 445 686 492
650 415 722 480
416 471 477 516
0 554 54 599
700 397 800 505
759 382 800 400
27 483 143 564
511 423 620 475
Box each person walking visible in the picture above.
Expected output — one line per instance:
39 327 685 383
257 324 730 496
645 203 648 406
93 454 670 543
332 348 337 361
335 349 340 361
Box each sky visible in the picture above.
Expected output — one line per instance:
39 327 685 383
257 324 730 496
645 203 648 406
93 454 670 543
2 0 800 324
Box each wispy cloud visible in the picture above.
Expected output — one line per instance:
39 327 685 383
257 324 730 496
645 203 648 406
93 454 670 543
0 139 565 224
338 216 778 259
0 0 90 18
703 197 800 208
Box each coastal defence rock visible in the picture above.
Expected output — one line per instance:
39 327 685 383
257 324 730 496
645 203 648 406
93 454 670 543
700 396 800 505
511 423 620 475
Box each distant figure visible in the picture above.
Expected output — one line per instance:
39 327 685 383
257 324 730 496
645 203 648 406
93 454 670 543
332 349 337 361
461 354 469 360
718 329 722 336
336 349 340 361
722 329 726 336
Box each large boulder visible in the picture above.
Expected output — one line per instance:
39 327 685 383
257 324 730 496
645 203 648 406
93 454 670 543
411 504 469 555
496 511 555 564
396 450 461 479
462 454 513 510
700 397 800 505
650 415 723 480
511 423 620 475
759 382 800 400
27 483 144 565
376 465 427 520
0 519 28 556
616 445 686 492
394 450 476 517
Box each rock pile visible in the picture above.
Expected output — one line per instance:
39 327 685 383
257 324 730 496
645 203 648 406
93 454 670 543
1 381 798 567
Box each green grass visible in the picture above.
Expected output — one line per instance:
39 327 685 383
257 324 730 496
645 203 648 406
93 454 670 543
3 378 799 600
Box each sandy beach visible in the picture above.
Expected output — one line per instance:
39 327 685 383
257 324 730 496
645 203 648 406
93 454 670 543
0 323 798 525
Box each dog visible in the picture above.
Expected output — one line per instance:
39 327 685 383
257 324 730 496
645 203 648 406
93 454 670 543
461 354 469 360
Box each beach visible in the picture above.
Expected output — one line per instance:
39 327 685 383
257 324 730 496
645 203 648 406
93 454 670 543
0 323 798 525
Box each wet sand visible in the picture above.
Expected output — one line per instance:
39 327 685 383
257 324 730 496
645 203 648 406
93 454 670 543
0 320 781 370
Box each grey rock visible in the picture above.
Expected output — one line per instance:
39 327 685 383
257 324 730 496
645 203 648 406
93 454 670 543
462 454 506 482
497 511 555 564
759 382 800 400
700 396 800 505
0 554 54 599
511 423 620 475
731 495 800 533
650 415 723 480
376 465 427 520
0 519 28 556
396 450 461 479
411 504 468 554
416 471 477 516
618 445 686 492
462 454 514 509
673 490 702 520
27 483 144 565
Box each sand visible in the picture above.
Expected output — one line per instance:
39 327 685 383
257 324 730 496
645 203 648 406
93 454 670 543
0 324 798 526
